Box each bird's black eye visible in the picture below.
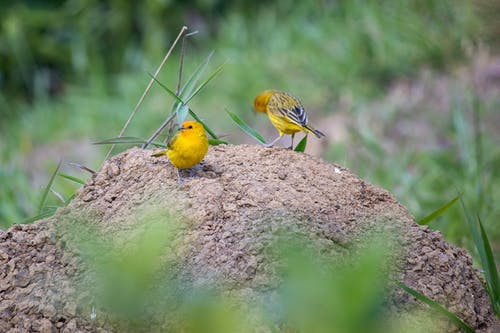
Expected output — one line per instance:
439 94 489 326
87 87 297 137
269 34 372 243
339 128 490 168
187 125 193 129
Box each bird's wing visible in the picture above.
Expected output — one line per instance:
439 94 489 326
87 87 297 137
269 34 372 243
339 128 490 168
151 133 178 157
166 132 180 150
269 93 308 126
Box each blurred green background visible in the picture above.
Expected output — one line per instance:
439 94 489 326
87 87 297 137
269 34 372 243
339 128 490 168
1 0 499 264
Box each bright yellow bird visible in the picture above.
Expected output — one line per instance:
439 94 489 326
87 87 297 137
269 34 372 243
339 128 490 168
253 89 325 148
152 120 209 182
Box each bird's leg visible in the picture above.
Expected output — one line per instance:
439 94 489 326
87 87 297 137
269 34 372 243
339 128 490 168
177 166 201 183
263 134 284 147
289 133 295 150
176 169 184 184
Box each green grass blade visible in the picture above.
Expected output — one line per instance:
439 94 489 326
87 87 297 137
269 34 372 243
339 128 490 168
397 282 476 333
460 201 500 314
148 75 220 140
417 193 462 225
226 109 266 144
188 109 219 140
477 215 500 314
58 173 86 185
148 73 189 122
180 50 214 99
149 141 167 148
149 74 184 105
185 61 226 104
208 138 228 146
41 205 62 212
64 193 76 205
21 208 58 224
94 137 148 145
93 137 166 147
294 135 308 152
38 160 62 214
461 198 489 280
173 52 215 123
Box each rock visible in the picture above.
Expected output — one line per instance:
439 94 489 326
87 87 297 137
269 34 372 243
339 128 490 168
31 318 55 333
0 145 498 332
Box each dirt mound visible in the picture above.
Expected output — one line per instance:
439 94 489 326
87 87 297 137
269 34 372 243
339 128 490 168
0 145 498 332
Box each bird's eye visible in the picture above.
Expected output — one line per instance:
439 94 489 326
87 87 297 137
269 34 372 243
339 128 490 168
187 125 193 129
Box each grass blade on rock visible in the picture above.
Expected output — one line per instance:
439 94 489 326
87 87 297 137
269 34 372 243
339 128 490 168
417 193 462 225
294 136 308 152
58 173 86 185
38 160 61 214
226 109 266 144
397 282 476 333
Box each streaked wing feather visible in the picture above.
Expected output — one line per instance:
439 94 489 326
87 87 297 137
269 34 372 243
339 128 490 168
270 93 308 126
286 105 308 125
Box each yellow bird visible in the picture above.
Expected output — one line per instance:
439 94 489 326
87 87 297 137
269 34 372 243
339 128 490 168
253 89 325 148
152 120 209 182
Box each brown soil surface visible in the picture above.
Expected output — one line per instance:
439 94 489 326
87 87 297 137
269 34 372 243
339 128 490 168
1 145 498 332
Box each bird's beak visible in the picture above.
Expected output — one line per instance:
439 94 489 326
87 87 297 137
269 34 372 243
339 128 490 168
178 126 184 131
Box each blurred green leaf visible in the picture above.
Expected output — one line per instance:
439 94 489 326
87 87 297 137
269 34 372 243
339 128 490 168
417 193 462 225
177 291 256 333
276 234 393 333
74 211 181 329
397 282 476 333
226 109 266 144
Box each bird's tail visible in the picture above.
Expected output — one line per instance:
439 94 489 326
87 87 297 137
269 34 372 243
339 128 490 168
151 149 168 157
304 125 325 139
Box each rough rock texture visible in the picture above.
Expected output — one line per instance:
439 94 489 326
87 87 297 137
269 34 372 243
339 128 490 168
0 145 498 332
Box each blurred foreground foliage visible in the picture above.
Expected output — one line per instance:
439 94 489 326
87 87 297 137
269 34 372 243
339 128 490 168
0 0 499 267
69 213 445 332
